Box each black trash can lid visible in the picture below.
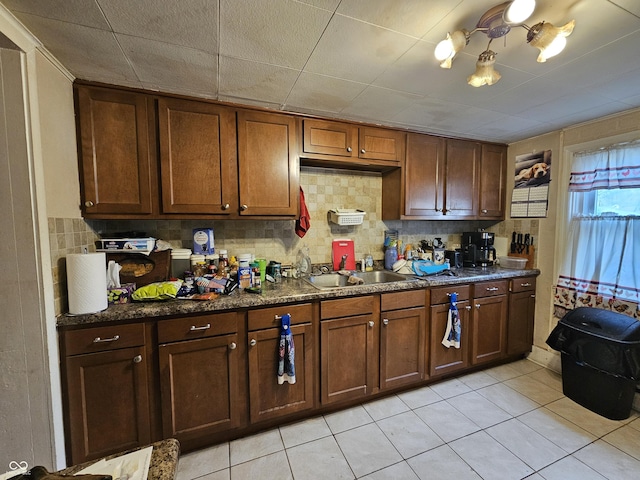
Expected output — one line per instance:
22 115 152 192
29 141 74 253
557 307 640 343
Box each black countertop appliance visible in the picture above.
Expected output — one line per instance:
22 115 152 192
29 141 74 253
462 231 496 267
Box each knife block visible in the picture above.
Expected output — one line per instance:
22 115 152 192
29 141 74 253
509 245 535 269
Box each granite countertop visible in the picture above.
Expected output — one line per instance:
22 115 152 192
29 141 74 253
57 438 180 479
58 266 539 327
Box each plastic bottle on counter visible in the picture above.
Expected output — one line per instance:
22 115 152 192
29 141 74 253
238 254 252 289
218 250 229 276
384 244 398 270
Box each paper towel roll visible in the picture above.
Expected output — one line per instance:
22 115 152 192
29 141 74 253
67 253 108 315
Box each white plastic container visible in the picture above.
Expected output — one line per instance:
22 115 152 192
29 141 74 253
499 256 528 269
171 248 192 277
238 254 252 289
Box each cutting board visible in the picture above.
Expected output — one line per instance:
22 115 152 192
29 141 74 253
332 239 356 270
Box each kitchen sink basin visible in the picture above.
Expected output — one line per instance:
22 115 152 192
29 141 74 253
303 270 416 290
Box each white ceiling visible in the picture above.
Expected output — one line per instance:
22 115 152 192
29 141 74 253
3 0 640 143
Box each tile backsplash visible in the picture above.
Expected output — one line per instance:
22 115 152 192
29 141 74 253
50 166 539 315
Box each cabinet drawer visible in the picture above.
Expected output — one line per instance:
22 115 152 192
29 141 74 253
248 303 313 331
474 280 508 298
381 289 425 311
158 312 237 344
430 285 470 305
321 296 374 320
64 323 145 356
510 276 536 293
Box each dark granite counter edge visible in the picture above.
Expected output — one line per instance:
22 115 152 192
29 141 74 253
58 438 180 480
57 267 540 327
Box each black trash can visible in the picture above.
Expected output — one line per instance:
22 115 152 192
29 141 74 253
546 307 640 420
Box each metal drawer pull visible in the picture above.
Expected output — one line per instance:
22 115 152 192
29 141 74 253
190 323 211 331
93 335 120 343
133 355 142 363
274 314 290 321
465 305 472 310
229 342 237 350
383 318 389 326
250 339 257 347
368 321 375 327
531 294 536 298
447 292 458 297
476 304 481 309
521 282 531 287
486 287 499 291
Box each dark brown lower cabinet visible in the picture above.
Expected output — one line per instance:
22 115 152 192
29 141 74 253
248 323 315 422
508 276 537 355
380 290 426 390
320 296 377 405
470 280 508 366
62 322 152 465
246 302 316 423
157 313 242 449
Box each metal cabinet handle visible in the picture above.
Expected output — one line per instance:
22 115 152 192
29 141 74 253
481 209 488 214
465 305 472 310
222 203 230 210
133 355 142 363
93 335 120 343
531 294 536 298
85 200 94 207
447 292 458 297
475 304 481 309
346 147 352 152
368 321 375 328
360 149 366 154
229 342 237 350
486 287 499 291
241 204 248 211
383 318 389 326
250 339 257 347
190 323 211 331
521 282 531 287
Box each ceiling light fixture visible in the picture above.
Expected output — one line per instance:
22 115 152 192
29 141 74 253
434 0 575 87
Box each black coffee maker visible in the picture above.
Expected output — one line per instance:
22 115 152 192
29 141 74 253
462 231 496 267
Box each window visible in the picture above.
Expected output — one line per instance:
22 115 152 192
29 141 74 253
555 140 640 317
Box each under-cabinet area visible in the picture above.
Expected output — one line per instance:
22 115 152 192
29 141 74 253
58 272 537 466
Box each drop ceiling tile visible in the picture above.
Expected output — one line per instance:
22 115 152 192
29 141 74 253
336 0 455 38
285 72 367 114
588 67 640 101
2 0 110 29
521 90 620 126
304 14 418 84
390 97 476 132
218 56 300 105
545 100 635 130
609 0 640 16
97 0 218 54
117 34 217 97
467 115 547 144
341 86 421 121
14 13 138 84
219 0 332 69
296 0 341 11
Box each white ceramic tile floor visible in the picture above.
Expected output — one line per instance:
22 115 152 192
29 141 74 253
176 359 640 479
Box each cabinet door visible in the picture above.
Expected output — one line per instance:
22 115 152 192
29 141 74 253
471 295 508 365
76 86 154 215
404 133 445 217
302 119 357 157
508 278 536 355
158 98 237 214
321 314 376 405
479 144 507 218
65 347 151 464
380 306 426 390
158 334 241 445
237 110 298 216
444 139 479 218
248 323 315 423
429 301 470 377
358 127 405 162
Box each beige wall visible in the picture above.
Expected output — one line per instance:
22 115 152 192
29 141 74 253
509 107 640 370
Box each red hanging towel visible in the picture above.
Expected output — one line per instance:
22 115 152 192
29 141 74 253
295 186 310 238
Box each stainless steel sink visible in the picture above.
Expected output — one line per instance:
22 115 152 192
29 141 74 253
303 270 415 290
